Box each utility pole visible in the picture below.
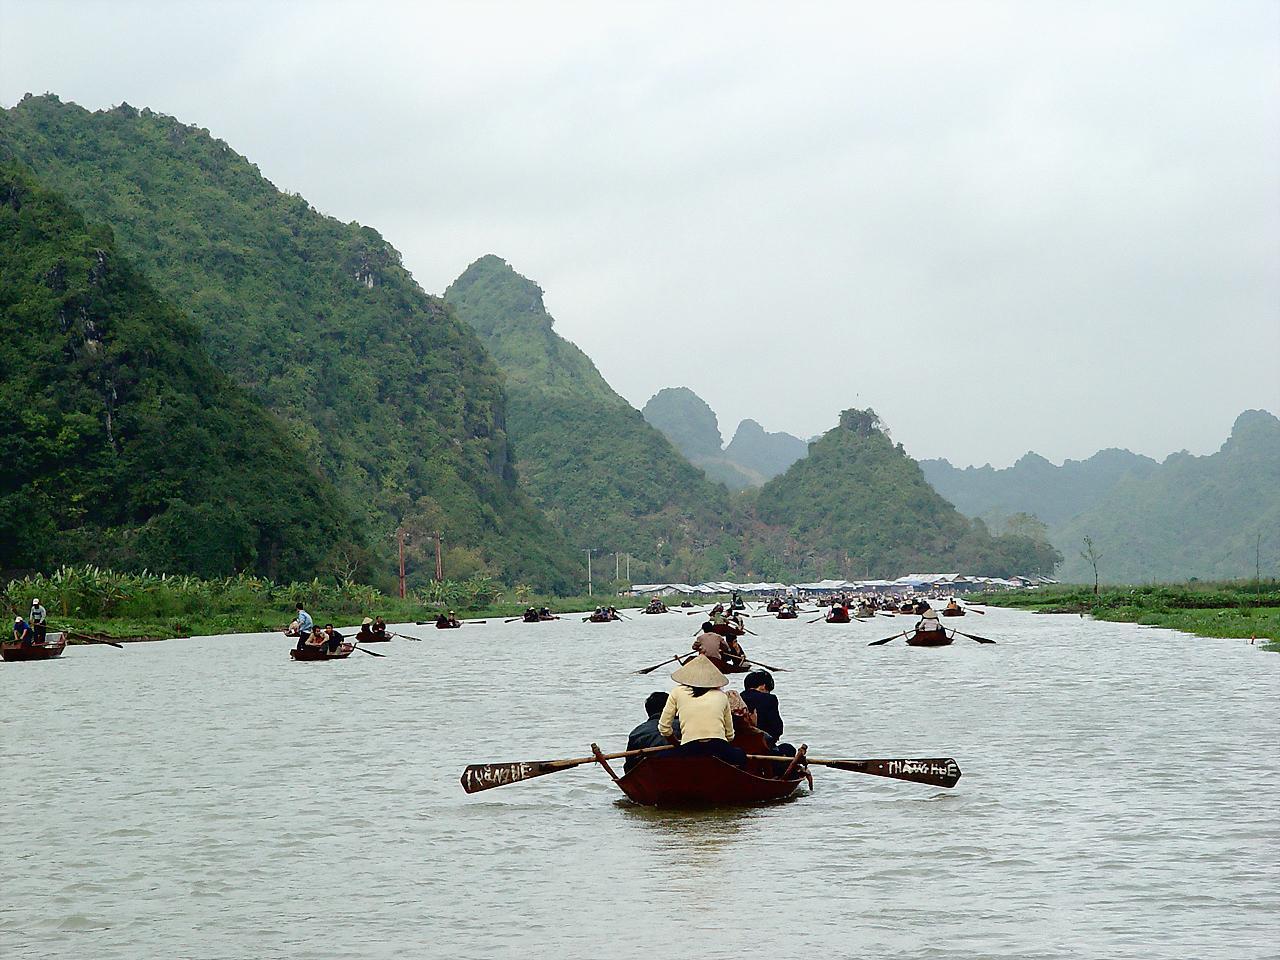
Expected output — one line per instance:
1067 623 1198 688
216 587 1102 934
434 531 444 582
1257 531 1262 582
615 552 620 581
397 529 407 599
625 554 630 581
585 548 595 596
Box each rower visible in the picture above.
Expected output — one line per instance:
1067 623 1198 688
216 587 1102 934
372 615 390 639
13 615 33 648
692 623 730 670
294 603 314 651
658 655 745 767
29 598 47 644
917 608 946 636
356 617 377 642
539 606 552 619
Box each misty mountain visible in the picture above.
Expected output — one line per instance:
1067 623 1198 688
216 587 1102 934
1054 410 1280 582
446 256 738 582
0 95 580 589
724 419 809 480
920 448 1158 527
642 387 806 490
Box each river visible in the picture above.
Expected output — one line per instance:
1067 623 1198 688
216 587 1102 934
1 607 1276 959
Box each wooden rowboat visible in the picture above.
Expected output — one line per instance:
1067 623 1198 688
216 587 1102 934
435 620 462 630
1 632 67 662
775 610 797 619
905 628 952 647
941 607 965 617
289 641 355 661
593 751 808 807
825 608 851 623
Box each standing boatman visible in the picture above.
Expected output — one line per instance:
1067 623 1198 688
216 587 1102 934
29 598 47 644
294 602 315 651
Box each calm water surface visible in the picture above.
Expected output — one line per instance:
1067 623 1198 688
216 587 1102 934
2 607 1276 959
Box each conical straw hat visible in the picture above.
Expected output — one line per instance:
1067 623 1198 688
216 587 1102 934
671 654 728 689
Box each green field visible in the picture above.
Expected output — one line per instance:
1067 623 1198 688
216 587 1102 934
981 582 1280 650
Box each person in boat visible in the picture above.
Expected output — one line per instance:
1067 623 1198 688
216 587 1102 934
294 603 315 651
12 615 33 648
658 655 746 767
29 598 47 644
538 606 553 619
645 597 667 614
524 606 540 622
916 608 946 637
692 623 730 671
624 691 680 772
356 617 377 642
435 611 461 628
321 624 344 654
741 670 785 743
372 616 390 639
722 630 747 667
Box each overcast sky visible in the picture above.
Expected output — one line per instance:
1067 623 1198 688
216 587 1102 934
3 0 1277 467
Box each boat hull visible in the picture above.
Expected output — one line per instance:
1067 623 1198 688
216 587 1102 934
906 629 952 647
775 611 797 619
435 622 461 630
614 755 805 807
289 642 355 661
1 633 66 662
941 608 965 617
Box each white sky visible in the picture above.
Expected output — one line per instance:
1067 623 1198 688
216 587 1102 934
3 0 1277 467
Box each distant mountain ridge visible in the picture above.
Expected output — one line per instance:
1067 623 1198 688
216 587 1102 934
920 447 1159 527
642 387 806 490
1054 410 1280 582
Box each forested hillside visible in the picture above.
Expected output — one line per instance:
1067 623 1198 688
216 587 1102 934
724 419 808 480
445 256 740 582
0 164 360 579
1055 410 1280 582
0 95 579 589
752 409 1062 579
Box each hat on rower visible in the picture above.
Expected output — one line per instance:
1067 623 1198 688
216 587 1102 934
362 617 373 626
32 598 40 605
921 608 939 620
671 654 728 689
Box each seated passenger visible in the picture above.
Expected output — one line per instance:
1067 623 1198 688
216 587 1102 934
322 624 343 654
658 655 746 767
741 670 784 742
372 616 389 638
624 691 680 772
356 617 376 642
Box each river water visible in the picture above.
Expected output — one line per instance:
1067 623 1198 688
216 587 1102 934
1 607 1276 959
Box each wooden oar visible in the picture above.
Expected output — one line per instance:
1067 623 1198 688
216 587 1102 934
868 630 908 646
353 645 387 657
805 615 825 624
745 754 962 788
633 653 685 675
66 631 124 649
739 656 788 673
504 617 525 623
393 631 432 641
967 607 985 614
951 629 996 644
460 744 675 794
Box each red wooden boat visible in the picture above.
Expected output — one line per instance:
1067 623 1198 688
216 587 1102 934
710 621 745 638
593 751 808 807
775 610 798 619
1 632 67 662
941 606 965 617
356 631 392 642
825 607 851 624
289 641 355 661
435 620 462 630
905 628 952 647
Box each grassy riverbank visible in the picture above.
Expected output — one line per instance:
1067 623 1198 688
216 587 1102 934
2 566 655 643
980 581 1280 650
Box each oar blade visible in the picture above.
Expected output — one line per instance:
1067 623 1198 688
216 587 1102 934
460 759 572 794
821 757 962 789
958 631 997 644
868 632 905 646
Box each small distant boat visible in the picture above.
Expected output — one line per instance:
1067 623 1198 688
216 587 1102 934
435 619 462 630
289 641 355 661
1 632 67 662
594 751 807 807
775 609 798 620
941 603 965 618
855 604 875 619
825 606 851 624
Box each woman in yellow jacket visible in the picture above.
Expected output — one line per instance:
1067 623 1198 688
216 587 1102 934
657 655 747 767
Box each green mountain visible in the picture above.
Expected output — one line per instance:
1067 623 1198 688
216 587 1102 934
1055 410 1280 582
724 419 808 481
920 448 1158 528
0 164 360 579
445 256 739 582
641 387 724 460
752 409 1062 579
0 95 578 589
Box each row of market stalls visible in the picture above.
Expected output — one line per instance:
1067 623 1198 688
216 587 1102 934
628 574 1058 597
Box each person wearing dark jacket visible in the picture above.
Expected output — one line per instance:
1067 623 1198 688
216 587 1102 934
741 670 784 741
624 691 680 772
